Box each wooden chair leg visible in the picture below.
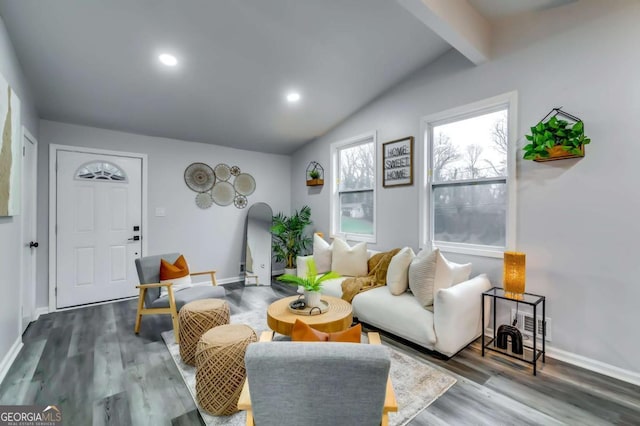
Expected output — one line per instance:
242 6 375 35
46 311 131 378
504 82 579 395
381 412 389 426
210 271 218 286
167 287 180 343
246 410 254 426
134 288 146 334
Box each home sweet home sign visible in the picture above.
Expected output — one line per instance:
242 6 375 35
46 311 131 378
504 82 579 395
383 136 413 187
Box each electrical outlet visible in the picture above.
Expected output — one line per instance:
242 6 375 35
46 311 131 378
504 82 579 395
240 263 245 273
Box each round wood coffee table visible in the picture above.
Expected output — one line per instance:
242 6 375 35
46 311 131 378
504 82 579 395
267 295 353 336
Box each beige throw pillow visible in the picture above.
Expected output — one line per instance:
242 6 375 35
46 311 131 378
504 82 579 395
331 238 368 276
408 249 439 307
434 251 472 296
313 234 332 274
387 247 416 295
413 249 473 298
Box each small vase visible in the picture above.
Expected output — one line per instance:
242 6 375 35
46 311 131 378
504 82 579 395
304 290 322 308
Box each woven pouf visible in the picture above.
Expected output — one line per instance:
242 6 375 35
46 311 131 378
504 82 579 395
179 298 230 366
195 324 257 415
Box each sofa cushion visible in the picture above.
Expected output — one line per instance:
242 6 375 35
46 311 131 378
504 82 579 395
408 249 439 307
353 287 437 347
151 285 225 310
387 247 415 295
319 276 348 298
313 234 333 274
331 238 368 277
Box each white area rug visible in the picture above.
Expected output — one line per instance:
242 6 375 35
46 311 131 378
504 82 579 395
162 309 456 426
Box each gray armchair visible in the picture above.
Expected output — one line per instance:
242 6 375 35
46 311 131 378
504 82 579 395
238 331 397 426
134 253 226 342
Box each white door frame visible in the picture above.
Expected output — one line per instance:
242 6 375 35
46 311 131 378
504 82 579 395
19 126 37 332
49 144 148 312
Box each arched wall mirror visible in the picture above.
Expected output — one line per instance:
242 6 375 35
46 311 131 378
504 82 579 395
244 202 273 286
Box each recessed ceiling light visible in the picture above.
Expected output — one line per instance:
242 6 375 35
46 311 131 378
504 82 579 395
158 53 178 66
286 92 301 103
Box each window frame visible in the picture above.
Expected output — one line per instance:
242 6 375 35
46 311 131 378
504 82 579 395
418 92 518 258
330 130 377 243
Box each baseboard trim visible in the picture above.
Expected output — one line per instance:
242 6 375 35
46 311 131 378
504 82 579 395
546 346 640 387
0 338 23 385
217 276 243 285
482 332 640 386
34 307 49 321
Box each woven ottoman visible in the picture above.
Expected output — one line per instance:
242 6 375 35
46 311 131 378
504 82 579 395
179 298 230 366
195 324 257 415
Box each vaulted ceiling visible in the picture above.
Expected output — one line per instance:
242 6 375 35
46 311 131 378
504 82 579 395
0 0 576 154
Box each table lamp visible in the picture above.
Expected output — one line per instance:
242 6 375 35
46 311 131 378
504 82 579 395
503 251 526 295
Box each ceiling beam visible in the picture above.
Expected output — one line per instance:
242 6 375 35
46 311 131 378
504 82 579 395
397 0 491 65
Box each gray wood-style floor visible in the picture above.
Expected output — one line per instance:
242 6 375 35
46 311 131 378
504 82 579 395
1 282 639 425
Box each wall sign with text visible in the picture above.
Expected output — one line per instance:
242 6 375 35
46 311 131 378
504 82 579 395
383 136 413 187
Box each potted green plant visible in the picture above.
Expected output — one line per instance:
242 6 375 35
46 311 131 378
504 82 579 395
306 169 323 186
523 114 591 162
271 205 312 276
277 258 339 308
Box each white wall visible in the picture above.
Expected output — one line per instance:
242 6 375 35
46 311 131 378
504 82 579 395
291 0 640 374
37 120 291 307
0 16 39 369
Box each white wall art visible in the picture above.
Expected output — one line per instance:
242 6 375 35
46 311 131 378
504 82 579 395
0 72 21 216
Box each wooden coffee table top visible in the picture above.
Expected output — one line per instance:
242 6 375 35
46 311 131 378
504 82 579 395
267 295 353 336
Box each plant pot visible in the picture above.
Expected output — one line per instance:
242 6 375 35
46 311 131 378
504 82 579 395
306 178 324 186
284 268 297 276
304 290 322 308
533 144 585 162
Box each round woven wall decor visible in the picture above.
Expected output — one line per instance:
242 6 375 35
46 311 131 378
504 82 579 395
211 181 235 206
185 163 215 192
233 173 256 196
214 163 232 182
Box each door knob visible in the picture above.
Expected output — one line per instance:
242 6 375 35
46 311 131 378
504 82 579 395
128 236 140 241
29 241 39 248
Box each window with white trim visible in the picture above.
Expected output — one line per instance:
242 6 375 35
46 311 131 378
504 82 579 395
330 131 376 243
421 93 517 257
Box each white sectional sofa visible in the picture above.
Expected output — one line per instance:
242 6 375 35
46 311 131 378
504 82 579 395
297 251 491 357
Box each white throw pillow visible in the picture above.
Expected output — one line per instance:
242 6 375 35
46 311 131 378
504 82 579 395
434 251 472 296
387 247 415 295
408 248 439 307
313 234 332 274
331 238 368 276
160 275 192 297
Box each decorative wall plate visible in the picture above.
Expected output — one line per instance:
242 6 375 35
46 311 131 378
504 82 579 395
185 163 215 192
195 192 213 209
234 194 248 209
230 165 241 176
211 181 235 206
214 163 231 181
234 173 256 196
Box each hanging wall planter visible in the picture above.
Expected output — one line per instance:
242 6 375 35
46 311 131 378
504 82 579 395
306 161 324 186
523 108 591 162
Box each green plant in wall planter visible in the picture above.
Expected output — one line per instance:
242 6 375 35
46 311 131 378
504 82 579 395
308 170 321 179
523 110 591 162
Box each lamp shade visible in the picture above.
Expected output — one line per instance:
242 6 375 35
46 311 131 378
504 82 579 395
503 252 526 294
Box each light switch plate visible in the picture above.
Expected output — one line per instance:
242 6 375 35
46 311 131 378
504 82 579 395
155 207 166 217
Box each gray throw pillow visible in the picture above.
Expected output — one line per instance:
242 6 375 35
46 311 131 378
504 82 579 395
408 248 439 308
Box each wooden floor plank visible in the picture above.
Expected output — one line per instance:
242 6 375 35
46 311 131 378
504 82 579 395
93 391 132 426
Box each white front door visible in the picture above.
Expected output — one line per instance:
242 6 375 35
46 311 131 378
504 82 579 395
20 130 37 332
56 150 142 308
